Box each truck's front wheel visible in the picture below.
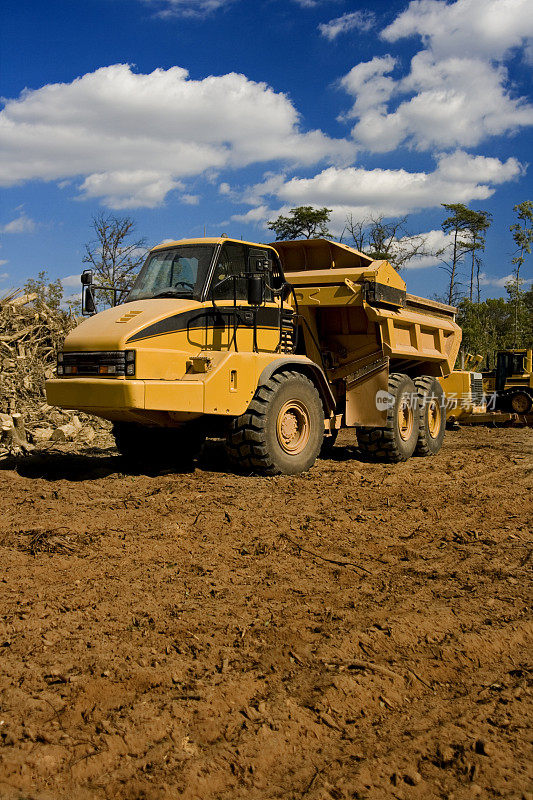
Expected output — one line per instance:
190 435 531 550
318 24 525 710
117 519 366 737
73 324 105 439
226 370 324 475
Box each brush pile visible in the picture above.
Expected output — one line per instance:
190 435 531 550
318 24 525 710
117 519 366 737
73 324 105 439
0 291 110 458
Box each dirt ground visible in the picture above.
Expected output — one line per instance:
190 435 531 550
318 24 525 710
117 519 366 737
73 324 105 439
0 426 531 800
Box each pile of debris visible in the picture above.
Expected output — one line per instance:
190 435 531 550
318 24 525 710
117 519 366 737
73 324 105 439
0 291 111 459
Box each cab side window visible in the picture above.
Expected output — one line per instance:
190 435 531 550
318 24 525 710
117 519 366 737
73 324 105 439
249 248 274 301
212 243 247 300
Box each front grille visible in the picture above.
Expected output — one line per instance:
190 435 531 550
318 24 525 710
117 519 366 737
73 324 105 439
470 373 483 405
61 351 127 376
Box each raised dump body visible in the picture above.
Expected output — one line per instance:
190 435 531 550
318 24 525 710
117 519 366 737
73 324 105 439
273 239 461 427
47 236 462 475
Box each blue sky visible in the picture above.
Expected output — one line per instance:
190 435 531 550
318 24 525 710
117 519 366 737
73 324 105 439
1 0 532 301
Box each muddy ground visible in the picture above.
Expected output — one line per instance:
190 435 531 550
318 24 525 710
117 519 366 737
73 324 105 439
0 426 531 800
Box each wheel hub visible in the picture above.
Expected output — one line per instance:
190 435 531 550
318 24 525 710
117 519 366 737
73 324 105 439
427 399 442 438
277 400 311 455
511 392 530 413
398 398 414 441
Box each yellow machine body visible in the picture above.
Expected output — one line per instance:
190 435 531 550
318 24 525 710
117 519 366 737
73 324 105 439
438 370 486 420
47 237 462 431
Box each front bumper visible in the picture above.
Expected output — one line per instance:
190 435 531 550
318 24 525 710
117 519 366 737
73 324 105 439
45 378 203 414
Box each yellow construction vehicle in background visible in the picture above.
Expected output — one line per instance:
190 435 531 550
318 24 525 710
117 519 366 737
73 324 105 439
482 349 533 414
46 237 462 475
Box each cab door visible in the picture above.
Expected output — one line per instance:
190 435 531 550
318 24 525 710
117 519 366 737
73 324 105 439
205 243 284 353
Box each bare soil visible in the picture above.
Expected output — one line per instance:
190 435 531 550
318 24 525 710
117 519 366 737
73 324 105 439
0 427 531 800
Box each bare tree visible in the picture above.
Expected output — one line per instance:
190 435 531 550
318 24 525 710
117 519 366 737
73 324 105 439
83 213 148 306
439 203 474 305
341 214 430 270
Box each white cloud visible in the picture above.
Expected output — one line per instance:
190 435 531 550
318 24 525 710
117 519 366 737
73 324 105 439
382 0 533 60
401 229 454 269
61 273 83 288
181 193 200 205
231 205 272 224
343 53 533 152
0 213 37 234
245 151 523 229
0 64 354 209
479 272 532 288
319 11 375 41
341 0 533 153
142 0 235 18
0 268 9 277
79 171 185 209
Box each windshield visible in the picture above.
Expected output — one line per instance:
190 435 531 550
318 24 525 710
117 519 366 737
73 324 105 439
126 245 215 302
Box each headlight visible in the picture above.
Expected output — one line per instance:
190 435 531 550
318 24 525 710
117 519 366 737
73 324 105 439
57 365 64 376
125 350 135 375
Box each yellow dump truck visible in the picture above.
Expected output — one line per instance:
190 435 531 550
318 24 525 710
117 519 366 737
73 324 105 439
46 237 462 474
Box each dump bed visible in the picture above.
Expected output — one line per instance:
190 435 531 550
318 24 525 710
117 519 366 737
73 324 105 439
271 239 461 379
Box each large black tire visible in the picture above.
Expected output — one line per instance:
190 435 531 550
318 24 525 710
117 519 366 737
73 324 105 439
356 373 419 462
508 390 533 414
226 370 324 475
414 376 446 456
113 422 205 469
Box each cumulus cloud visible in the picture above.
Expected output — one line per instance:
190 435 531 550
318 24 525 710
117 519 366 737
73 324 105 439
400 229 454 269
244 151 523 230
319 11 375 41
382 0 533 60
0 64 354 209
341 0 533 152
0 213 37 234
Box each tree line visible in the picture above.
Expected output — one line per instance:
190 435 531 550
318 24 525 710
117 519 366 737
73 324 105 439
25 201 532 366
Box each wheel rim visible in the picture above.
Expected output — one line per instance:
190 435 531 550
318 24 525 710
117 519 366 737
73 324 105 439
276 400 311 455
511 393 530 413
427 399 442 438
398 397 414 441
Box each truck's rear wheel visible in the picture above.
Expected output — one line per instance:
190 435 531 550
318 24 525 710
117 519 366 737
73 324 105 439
357 373 419 462
113 422 205 469
508 390 532 414
226 370 324 475
414 376 446 456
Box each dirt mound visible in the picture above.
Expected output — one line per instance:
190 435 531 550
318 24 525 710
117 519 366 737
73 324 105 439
0 426 531 799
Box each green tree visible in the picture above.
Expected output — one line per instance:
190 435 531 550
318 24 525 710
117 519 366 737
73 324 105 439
24 270 63 310
457 297 511 367
83 213 147 306
341 213 431 270
267 206 332 240
440 203 474 305
509 201 533 346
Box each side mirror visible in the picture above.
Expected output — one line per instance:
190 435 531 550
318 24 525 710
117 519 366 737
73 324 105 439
82 284 96 315
247 275 264 306
81 269 93 286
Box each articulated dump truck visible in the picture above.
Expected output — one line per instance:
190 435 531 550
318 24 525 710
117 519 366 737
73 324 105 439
46 237 462 475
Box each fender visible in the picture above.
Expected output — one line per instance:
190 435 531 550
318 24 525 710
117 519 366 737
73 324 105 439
258 357 336 415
